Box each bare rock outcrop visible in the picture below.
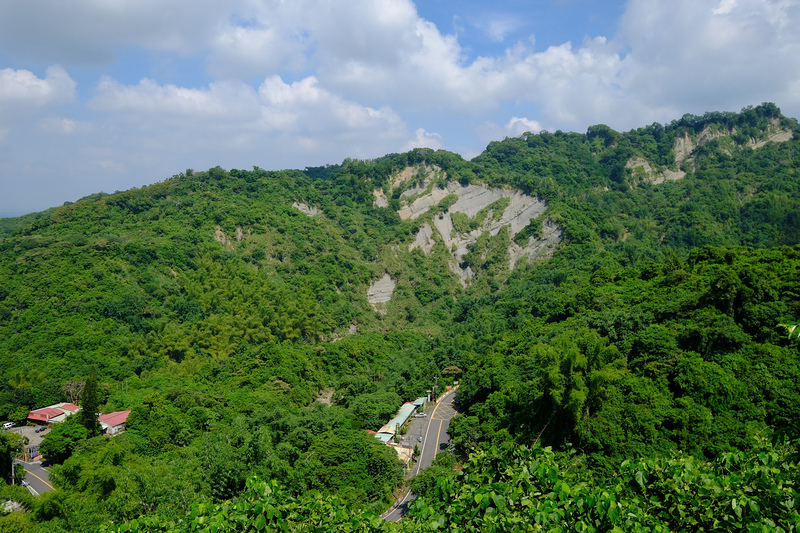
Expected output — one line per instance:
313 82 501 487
674 133 695 165
397 177 559 284
367 273 396 312
372 189 389 208
408 222 435 254
628 120 792 186
214 225 249 249
627 157 685 184
509 219 563 269
748 128 794 149
292 201 318 217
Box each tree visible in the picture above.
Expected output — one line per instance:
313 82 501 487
62 379 84 406
79 367 101 437
40 417 89 463
0 432 14 483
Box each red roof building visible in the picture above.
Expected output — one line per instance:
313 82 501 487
28 407 66 423
98 410 131 436
27 403 83 424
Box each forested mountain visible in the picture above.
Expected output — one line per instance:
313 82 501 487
1 103 799 531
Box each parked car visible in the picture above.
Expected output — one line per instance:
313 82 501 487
2 422 14 430
35 426 46 433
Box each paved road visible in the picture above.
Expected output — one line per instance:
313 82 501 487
384 389 458 522
18 460 54 495
418 391 457 472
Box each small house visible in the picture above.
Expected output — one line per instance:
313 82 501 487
98 410 131 436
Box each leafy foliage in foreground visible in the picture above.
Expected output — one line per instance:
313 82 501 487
102 439 799 532
406 441 800 532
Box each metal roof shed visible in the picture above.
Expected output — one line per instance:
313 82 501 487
374 432 393 444
380 403 416 434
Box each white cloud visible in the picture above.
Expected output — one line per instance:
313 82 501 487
505 117 543 135
207 18 309 79
40 117 81 134
476 14 525 42
0 66 76 106
90 77 258 118
0 66 78 144
84 73 408 172
405 128 444 150
616 0 800 118
473 116 545 149
256 75 404 138
713 0 737 15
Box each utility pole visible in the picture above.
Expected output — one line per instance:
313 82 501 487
434 375 439 401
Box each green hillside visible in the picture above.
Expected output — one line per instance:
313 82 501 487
1 103 799 531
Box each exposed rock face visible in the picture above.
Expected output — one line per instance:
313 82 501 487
292 201 318 217
392 164 439 192
396 179 559 284
408 222 435 254
372 188 389 208
748 128 793 148
214 225 248 249
508 219 563 269
697 125 726 145
367 273 396 312
214 226 230 247
674 133 695 165
628 120 792 185
627 157 685 184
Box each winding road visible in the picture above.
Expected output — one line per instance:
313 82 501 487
383 389 458 522
15 460 54 495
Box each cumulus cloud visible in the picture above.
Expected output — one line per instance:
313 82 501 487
39 117 81 135
208 24 307 79
257 75 404 137
405 128 444 150
473 116 544 149
3 0 800 131
460 0 800 132
505 117 543 135
85 73 408 171
90 77 258 118
616 0 800 118
89 73 404 135
0 66 77 143
0 66 76 106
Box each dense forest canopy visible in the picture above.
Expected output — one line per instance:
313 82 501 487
1 103 799 531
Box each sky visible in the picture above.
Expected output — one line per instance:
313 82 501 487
1 0 800 216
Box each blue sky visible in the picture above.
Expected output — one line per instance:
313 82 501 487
1 0 799 216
